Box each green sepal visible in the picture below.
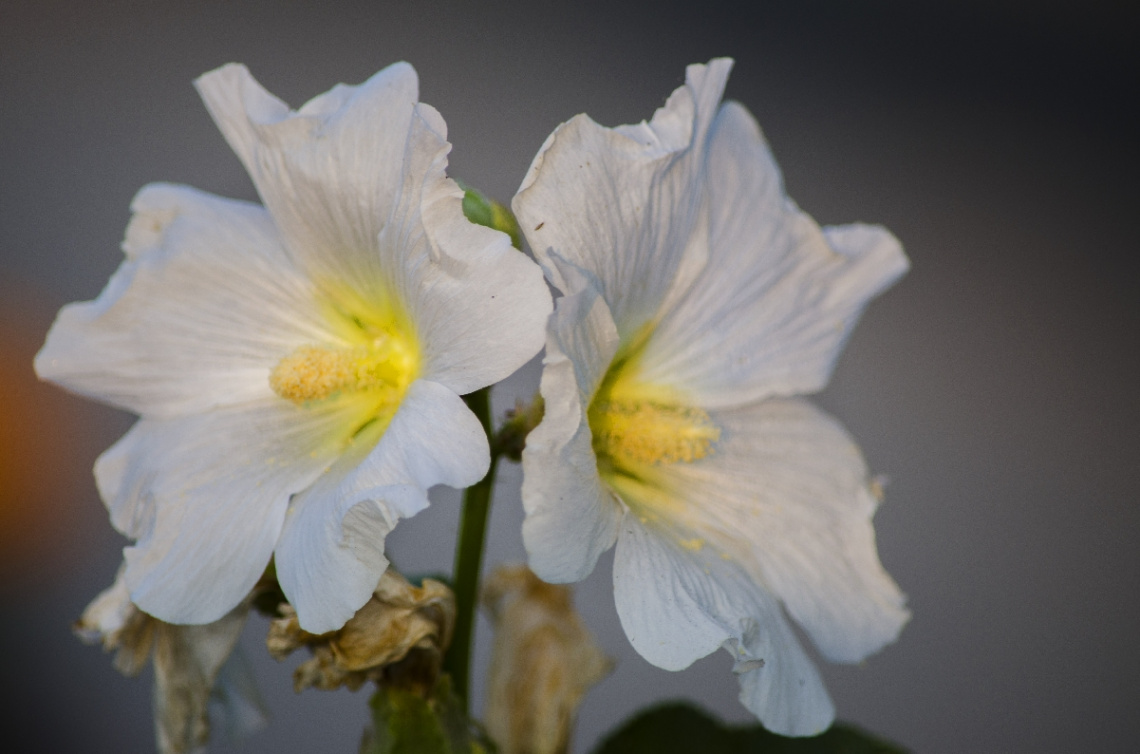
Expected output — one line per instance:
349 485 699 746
402 571 454 591
361 674 495 754
250 558 288 618
490 394 544 462
460 185 523 251
591 703 908 754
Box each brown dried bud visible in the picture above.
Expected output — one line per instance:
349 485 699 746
481 564 611 754
266 568 455 695
74 567 264 754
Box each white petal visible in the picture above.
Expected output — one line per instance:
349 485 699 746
276 379 488 633
74 564 134 644
195 66 549 395
613 517 834 736
728 587 835 737
521 283 623 582
93 422 156 541
381 106 552 394
635 102 909 407
34 183 329 418
612 516 730 669
647 398 909 663
513 59 733 340
195 63 419 295
103 401 343 625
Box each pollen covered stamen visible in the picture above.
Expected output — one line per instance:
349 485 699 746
269 337 415 406
591 398 720 467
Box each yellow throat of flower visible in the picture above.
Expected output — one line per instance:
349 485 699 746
269 290 419 444
588 336 719 474
590 398 719 467
269 339 415 406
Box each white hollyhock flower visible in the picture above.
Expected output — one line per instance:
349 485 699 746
36 62 551 634
513 58 909 736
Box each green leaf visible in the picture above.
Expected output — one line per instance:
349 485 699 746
460 185 523 251
361 674 495 754
591 703 908 754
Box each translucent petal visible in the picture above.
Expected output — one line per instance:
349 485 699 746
194 63 418 296
35 183 329 418
613 516 834 736
635 103 908 407
521 282 623 582
612 517 730 670
382 107 552 394
513 59 733 340
102 401 345 624
728 585 836 737
276 379 488 633
645 398 909 663
197 65 549 396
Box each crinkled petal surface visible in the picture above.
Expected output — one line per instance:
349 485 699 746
74 563 137 650
522 281 623 583
381 106 551 393
76 567 261 754
634 101 909 407
513 59 732 339
197 65 549 395
195 63 419 295
627 399 909 664
614 517 834 736
99 402 340 625
276 379 489 633
35 183 329 419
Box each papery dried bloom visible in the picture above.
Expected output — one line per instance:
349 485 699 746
75 568 266 754
267 568 454 694
482 565 610 754
36 62 551 634
513 58 909 735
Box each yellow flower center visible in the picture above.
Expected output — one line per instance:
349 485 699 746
588 329 719 475
589 398 719 467
269 338 415 406
268 287 419 445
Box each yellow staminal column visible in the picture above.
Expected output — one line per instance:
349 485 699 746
588 377 718 553
270 345 364 404
587 336 721 534
589 380 720 535
269 328 418 443
590 398 720 468
589 332 721 468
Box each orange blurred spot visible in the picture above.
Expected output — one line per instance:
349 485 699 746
0 291 117 587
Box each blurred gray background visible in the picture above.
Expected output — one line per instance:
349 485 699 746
2 0 1137 751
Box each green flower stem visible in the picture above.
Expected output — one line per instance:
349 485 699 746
444 185 527 714
446 386 499 709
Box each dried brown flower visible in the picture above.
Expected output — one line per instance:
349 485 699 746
481 564 611 754
267 568 455 695
74 569 263 754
